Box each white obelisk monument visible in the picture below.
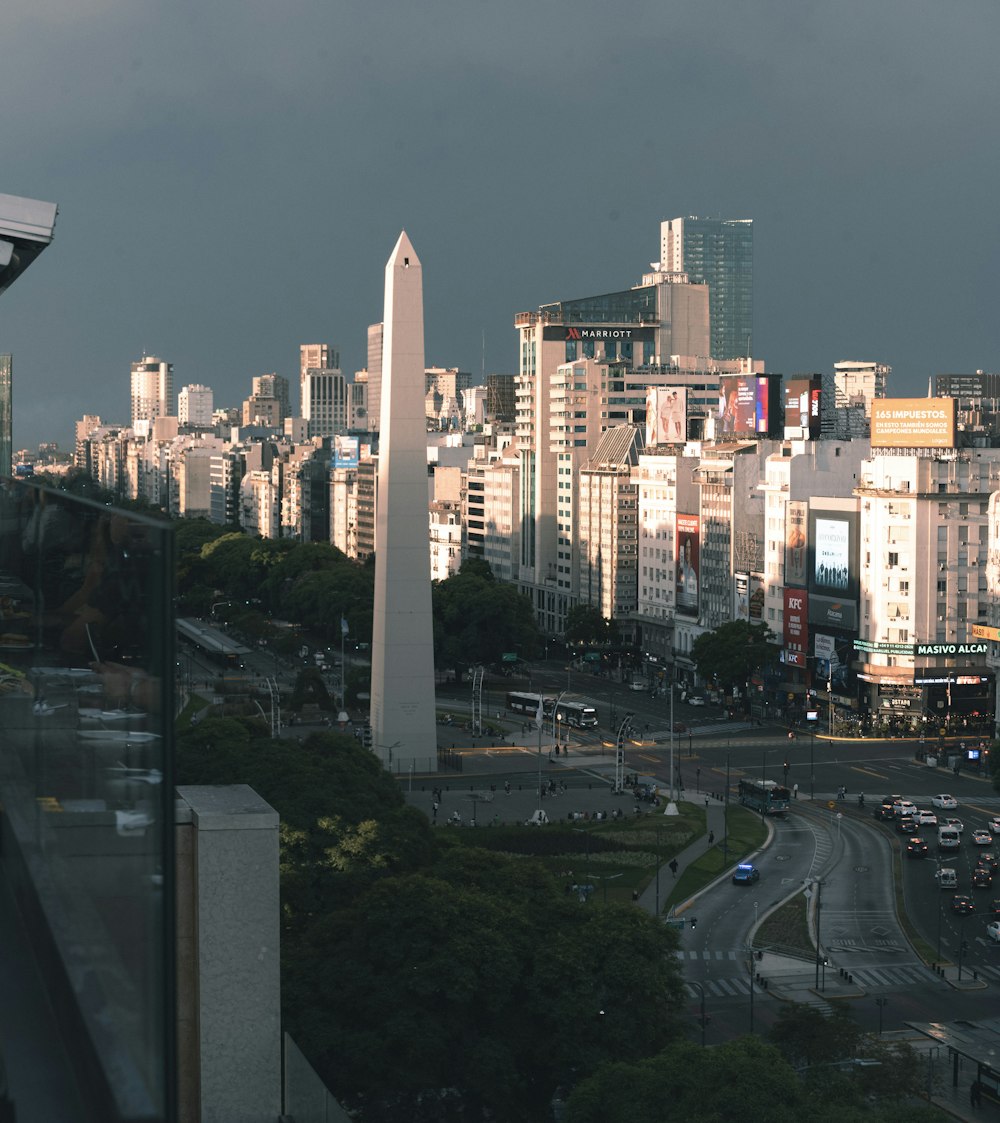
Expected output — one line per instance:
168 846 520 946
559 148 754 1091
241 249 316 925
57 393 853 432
369 232 438 770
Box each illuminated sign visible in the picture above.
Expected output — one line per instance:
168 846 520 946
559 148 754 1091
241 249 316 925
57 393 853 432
646 386 687 445
854 639 916 656
675 514 700 617
870 397 957 449
543 325 655 342
783 378 822 440
915 643 988 656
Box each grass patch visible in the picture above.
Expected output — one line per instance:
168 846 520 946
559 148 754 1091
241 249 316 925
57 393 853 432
757 891 812 957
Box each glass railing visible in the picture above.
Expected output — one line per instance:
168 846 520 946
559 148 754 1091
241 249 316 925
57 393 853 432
0 478 174 1121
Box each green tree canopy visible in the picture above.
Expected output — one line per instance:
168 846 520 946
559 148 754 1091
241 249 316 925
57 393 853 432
564 604 613 646
690 620 777 694
432 559 541 670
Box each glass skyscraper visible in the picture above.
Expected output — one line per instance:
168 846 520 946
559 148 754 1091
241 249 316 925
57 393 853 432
660 216 753 361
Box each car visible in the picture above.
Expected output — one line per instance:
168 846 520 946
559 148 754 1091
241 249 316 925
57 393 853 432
932 794 958 809
988 921 1000 943
977 852 999 873
943 817 965 833
951 894 976 915
893 800 918 818
906 836 928 858
972 830 993 847
628 680 647 692
917 809 939 828
686 695 707 707
973 867 993 890
882 794 903 810
896 816 917 835
988 899 1000 919
990 818 1000 835
874 805 895 821
732 863 760 885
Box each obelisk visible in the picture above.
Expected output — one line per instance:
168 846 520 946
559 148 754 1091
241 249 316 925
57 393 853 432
369 232 437 770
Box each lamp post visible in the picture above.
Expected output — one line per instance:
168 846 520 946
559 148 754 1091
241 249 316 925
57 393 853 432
552 690 568 755
810 730 815 802
875 997 888 1036
828 678 834 738
723 751 730 863
655 823 661 917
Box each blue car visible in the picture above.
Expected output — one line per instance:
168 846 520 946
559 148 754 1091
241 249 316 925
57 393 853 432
732 864 760 885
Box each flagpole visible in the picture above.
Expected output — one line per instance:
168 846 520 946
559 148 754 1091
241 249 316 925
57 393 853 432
341 615 348 710
536 695 544 811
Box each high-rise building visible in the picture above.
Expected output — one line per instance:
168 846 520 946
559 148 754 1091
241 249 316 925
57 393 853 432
130 355 173 425
366 323 384 431
0 191 57 297
299 344 337 416
302 365 347 438
0 353 11 477
178 383 214 427
660 216 753 361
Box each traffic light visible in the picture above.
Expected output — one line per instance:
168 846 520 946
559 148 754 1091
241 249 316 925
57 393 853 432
361 724 372 749
689 917 698 929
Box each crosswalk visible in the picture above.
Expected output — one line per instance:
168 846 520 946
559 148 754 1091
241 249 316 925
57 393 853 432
680 954 1000 998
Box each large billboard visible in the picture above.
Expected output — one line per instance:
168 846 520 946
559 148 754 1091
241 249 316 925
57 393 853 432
333 434 360 468
808 507 859 628
646 386 688 445
870 397 957 449
783 378 822 440
783 588 808 668
734 572 749 620
718 375 781 438
748 574 765 621
784 501 808 588
675 513 700 616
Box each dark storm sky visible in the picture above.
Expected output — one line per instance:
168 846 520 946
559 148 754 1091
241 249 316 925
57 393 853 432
3 0 998 450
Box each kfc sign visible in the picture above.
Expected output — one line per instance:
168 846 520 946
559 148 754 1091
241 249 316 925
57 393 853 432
784 589 808 667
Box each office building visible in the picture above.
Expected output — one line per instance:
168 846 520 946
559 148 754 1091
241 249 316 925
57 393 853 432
131 355 174 426
366 323 383 432
299 344 337 416
660 216 753 361
301 365 347 438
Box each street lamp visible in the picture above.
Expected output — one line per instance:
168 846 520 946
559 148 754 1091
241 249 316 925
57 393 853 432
691 981 708 1046
552 690 568 754
875 997 888 1036
828 678 834 737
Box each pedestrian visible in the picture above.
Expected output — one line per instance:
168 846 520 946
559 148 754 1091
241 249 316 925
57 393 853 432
432 801 438 821
704 796 709 808
792 783 799 799
708 830 715 844
505 780 511 795
632 890 639 903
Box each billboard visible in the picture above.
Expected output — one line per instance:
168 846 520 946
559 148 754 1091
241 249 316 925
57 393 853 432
870 397 957 448
646 386 688 446
333 434 360 468
783 588 808 668
735 573 749 620
784 501 808 588
783 378 822 440
748 574 765 621
675 513 700 616
808 507 859 628
718 375 781 437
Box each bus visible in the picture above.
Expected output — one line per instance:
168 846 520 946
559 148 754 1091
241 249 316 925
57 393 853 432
506 691 555 718
556 699 599 729
738 778 791 815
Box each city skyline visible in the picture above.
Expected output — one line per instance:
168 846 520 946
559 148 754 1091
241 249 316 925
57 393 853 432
4 1 1000 451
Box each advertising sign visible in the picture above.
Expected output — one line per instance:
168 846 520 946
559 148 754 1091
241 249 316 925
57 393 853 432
870 397 957 449
783 378 822 440
646 386 687 446
972 624 1000 642
783 589 808 668
718 376 761 436
785 501 808 587
333 434 360 468
809 595 858 631
675 513 700 616
543 325 655 342
814 633 835 661
735 572 749 621
748 574 765 621
814 517 850 591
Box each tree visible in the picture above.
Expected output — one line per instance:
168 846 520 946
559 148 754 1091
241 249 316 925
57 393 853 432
432 562 540 671
290 859 685 1122
690 620 777 697
564 604 611 646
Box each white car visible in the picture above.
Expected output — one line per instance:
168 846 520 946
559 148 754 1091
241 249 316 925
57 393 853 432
987 921 1000 944
686 695 706 707
943 817 965 834
989 817 1000 835
972 829 993 847
917 809 939 827
931 794 958 810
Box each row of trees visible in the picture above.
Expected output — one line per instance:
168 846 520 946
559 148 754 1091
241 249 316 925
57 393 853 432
176 715 940 1120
